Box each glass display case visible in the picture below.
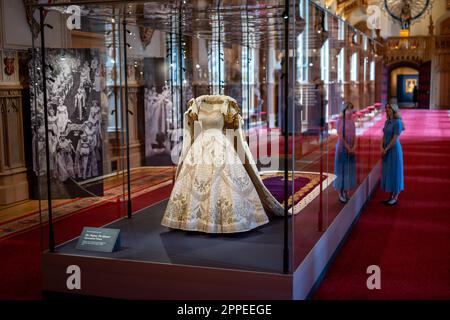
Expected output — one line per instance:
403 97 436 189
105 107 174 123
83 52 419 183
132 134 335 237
29 0 384 299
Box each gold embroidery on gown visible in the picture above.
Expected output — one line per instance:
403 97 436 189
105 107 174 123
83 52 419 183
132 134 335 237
161 95 283 233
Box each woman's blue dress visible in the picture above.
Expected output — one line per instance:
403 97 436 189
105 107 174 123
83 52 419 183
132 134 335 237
334 117 357 191
381 118 404 193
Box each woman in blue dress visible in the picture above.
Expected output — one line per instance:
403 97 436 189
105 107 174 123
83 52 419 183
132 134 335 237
381 103 405 205
334 102 357 203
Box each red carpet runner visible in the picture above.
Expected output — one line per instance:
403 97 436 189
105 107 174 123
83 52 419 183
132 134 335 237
314 110 450 299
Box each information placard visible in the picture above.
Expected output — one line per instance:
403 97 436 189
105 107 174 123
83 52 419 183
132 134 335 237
76 227 121 253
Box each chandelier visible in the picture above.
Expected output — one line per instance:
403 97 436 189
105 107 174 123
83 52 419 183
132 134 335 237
380 0 434 29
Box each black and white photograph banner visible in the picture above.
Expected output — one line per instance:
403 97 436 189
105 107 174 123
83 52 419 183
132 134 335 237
29 48 104 199
143 57 181 166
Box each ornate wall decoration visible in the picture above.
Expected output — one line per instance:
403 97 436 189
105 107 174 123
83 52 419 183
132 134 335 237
0 50 19 83
139 27 155 50
3 55 15 76
0 89 20 114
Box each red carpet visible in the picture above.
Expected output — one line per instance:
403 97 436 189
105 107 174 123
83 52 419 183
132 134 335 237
0 184 172 300
314 110 450 299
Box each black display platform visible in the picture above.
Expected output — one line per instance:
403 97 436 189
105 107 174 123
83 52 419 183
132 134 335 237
58 199 286 273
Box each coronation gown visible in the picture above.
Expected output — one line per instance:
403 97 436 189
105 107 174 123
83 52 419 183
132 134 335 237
161 95 283 233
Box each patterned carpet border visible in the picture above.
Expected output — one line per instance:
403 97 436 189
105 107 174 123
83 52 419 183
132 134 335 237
261 170 336 215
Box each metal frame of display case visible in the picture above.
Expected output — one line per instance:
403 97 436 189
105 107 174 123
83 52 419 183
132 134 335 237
39 7 56 253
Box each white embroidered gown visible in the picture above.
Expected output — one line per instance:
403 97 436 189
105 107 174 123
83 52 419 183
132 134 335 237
161 96 271 233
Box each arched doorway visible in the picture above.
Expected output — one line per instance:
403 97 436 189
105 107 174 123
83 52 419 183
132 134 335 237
390 66 419 107
387 61 431 109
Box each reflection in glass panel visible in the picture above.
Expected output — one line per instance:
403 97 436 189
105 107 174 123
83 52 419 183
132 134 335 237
350 51 358 82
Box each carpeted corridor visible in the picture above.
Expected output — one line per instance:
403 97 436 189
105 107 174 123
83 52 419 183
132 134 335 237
314 110 450 299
